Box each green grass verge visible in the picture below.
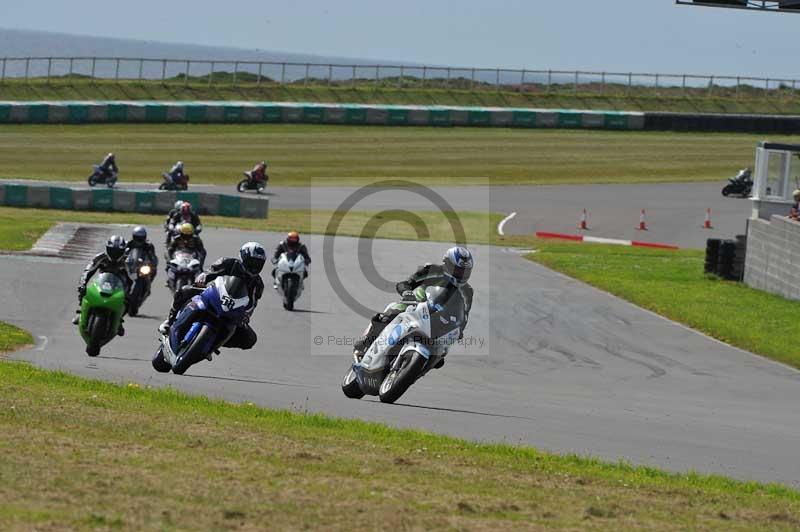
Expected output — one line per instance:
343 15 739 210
0 206 503 252
0 124 795 186
4 77 800 115
1 359 799 530
527 240 800 369
0 322 33 353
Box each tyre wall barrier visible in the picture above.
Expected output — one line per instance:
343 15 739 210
0 101 644 130
644 112 800 133
0 183 268 219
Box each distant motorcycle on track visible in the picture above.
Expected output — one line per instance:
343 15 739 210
87 165 117 188
159 173 189 191
722 168 753 197
236 171 268 194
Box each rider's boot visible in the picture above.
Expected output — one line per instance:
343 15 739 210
117 318 125 337
71 309 80 325
158 307 178 335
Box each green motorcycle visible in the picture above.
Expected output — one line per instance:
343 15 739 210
79 272 126 357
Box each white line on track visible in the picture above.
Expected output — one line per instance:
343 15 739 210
36 336 48 351
497 212 517 236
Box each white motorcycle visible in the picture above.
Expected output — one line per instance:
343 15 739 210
341 285 464 404
166 249 202 294
274 251 306 311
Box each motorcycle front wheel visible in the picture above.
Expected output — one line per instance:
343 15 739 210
379 352 427 404
158 183 168 191
721 185 732 197
86 313 109 357
341 367 365 399
87 175 97 187
172 326 213 375
152 347 171 373
237 179 249 193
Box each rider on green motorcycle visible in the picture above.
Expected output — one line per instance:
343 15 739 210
71 235 132 336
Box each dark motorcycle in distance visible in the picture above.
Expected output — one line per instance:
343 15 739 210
159 173 189 191
236 171 268 194
722 168 752 197
88 165 118 188
126 247 155 317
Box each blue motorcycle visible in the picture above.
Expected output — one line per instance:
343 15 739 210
88 164 117 188
152 275 251 375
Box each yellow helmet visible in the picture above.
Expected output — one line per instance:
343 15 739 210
179 223 194 236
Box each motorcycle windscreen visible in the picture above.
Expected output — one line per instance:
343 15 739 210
93 272 125 296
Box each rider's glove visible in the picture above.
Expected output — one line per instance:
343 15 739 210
401 290 415 301
270 257 278 265
77 285 86 296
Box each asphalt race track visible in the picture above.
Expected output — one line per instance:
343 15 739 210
3 226 800 487
1 179 753 248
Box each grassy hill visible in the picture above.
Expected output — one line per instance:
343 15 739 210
2 76 800 115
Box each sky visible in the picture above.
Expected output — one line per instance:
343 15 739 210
2 0 800 77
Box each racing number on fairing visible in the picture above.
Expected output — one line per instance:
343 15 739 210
221 295 235 311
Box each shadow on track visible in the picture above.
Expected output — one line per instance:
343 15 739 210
97 355 151 362
287 308 330 314
185 373 319 388
368 400 537 422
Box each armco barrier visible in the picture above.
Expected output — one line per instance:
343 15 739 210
0 183 268 219
0 101 644 130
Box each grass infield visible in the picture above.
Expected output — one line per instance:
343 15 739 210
0 124 796 186
0 358 799 530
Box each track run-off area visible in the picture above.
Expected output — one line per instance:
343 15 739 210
3 208 800 487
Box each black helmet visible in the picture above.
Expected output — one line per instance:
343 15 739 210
240 241 267 275
106 235 127 262
442 246 473 287
132 226 147 243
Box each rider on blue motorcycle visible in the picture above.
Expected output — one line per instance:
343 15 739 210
97 152 118 180
158 242 267 350
165 161 188 188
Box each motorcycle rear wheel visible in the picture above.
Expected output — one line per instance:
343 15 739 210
379 352 427 404
341 367 365 399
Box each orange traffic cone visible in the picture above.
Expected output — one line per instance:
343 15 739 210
579 209 588 230
637 209 647 231
703 208 713 229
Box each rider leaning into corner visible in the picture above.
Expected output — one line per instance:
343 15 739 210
159 242 268 350
271 231 311 288
246 161 268 184
97 152 118 179
165 161 188 187
352 246 474 370
126 226 159 279
166 222 207 270
71 235 132 335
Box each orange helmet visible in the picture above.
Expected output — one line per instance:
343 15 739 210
286 231 300 250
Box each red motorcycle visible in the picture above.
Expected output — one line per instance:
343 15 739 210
159 172 190 191
236 171 268 194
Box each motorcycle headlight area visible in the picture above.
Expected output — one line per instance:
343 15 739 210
139 265 152 275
